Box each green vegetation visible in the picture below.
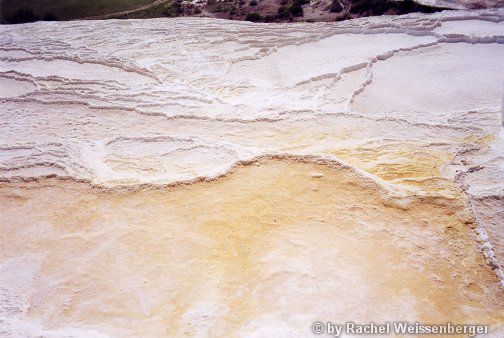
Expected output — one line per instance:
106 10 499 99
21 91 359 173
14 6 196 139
207 0 239 15
2 8 60 24
244 0 308 22
348 0 444 16
330 0 343 13
115 0 203 19
116 1 175 18
245 12 261 21
0 0 449 24
1 0 155 23
277 0 306 19
5 8 40 24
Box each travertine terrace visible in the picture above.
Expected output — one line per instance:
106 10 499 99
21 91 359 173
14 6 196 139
1 9 504 337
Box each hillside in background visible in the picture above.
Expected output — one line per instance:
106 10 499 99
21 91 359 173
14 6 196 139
0 0 156 23
1 0 503 24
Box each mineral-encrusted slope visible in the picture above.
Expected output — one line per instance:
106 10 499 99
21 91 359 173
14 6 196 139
1 10 504 337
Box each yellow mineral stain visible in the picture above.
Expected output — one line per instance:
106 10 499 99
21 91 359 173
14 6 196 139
464 133 497 146
331 144 452 179
0 159 502 337
328 142 458 194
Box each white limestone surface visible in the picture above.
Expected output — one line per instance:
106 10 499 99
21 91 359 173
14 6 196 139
1 9 504 338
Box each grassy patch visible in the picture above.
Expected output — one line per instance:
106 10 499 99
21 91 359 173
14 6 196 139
1 0 156 22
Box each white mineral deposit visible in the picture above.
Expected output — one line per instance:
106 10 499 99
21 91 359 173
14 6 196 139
1 8 503 338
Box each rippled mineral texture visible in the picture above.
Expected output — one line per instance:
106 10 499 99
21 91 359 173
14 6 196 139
1 9 504 338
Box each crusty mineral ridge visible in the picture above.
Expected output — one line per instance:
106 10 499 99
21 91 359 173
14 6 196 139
1 9 504 338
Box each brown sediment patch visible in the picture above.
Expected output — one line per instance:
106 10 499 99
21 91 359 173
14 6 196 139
0 158 502 337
